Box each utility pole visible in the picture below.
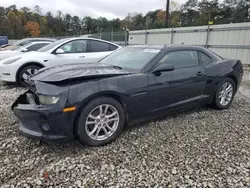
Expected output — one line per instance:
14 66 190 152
165 0 170 28
124 25 128 46
111 27 114 42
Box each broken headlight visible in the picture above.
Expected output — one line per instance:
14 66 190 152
39 95 59 105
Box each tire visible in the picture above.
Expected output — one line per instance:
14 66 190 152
76 97 125 146
213 77 236 110
17 64 41 87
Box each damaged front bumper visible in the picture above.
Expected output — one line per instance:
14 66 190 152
12 89 77 142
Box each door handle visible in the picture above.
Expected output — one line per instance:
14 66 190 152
196 71 203 76
79 56 85 58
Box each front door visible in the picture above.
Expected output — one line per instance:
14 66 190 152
49 39 88 66
147 50 207 113
83 39 118 63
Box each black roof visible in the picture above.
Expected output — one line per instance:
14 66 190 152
128 45 165 49
128 44 206 50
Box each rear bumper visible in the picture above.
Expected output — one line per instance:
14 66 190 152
12 91 77 142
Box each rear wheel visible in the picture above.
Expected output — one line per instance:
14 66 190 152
76 97 125 146
213 77 236 110
17 65 41 87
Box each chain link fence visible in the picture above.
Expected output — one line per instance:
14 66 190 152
85 31 129 46
9 31 129 46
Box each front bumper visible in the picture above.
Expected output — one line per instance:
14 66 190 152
0 63 17 82
12 91 77 142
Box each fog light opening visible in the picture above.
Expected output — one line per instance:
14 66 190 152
41 124 50 131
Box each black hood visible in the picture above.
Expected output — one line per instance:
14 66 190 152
31 63 134 82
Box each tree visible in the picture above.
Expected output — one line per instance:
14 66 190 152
15 11 26 38
234 0 250 23
132 13 144 30
40 16 48 36
97 17 109 31
0 2 249 39
65 13 72 34
5 5 16 13
83 16 94 34
33 5 42 15
24 21 41 37
0 6 6 25
180 0 200 26
197 0 220 25
144 10 161 29
72 15 80 35
170 1 181 12
0 19 13 37
120 13 133 30
111 18 121 31
156 10 165 28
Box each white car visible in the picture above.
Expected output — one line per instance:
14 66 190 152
0 37 121 86
0 38 56 51
0 41 52 60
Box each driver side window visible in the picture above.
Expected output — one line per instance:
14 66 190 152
159 50 199 69
59 40 87 53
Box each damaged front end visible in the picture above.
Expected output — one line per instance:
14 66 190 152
11 81 76 142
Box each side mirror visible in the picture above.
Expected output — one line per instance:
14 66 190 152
21 48 28 52
55 48 64 54
153 63 175 73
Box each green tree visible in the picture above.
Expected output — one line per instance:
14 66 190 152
180 0 200 26
0 2 249 39
197 0 220 25
40 16 48 36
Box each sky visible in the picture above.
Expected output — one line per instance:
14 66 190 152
0 0 186 19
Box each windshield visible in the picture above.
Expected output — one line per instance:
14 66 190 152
11 43 31 51
13 39 27 46
100 47 161 70
37 39 67 52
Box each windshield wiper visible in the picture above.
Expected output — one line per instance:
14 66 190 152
112 65 123 70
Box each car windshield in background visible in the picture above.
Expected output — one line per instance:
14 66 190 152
100 47 160 70
13 39 26 46
11 43 31 51
37 39 67 52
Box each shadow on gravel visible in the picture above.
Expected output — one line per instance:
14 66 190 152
0 82 18 89
20 106 213 151
125 105 212 131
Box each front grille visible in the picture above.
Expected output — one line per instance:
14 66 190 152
20 122 42 133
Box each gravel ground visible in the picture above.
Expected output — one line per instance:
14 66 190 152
0 73 250 188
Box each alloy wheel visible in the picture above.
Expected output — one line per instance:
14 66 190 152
85 104 120 141
219 82 233 106
20 67 39 85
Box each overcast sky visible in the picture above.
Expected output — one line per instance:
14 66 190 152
1 0 186 19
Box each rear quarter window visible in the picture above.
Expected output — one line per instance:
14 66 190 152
88 40 110 52
199 52 213 66
110 44 118 51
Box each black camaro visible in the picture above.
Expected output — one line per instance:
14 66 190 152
12 45 244 146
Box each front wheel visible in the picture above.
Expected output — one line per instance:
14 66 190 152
213 77 236 110
76 97 125 146
17 65 41 87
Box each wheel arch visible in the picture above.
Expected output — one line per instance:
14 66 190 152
73 91 129 137
228 75 238 91
15 62 45 83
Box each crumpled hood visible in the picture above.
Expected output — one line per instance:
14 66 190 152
31 63 134 82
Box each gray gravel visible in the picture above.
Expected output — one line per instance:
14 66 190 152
1 73 250 188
